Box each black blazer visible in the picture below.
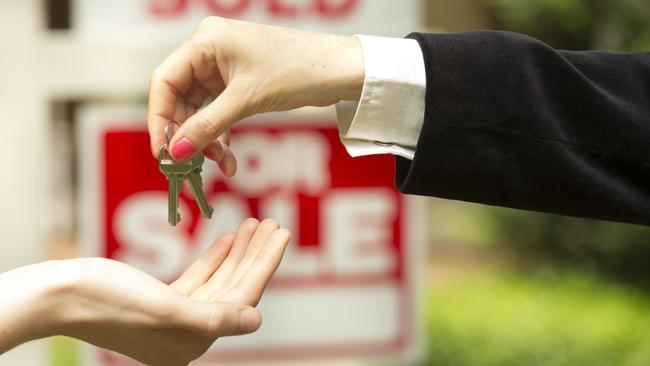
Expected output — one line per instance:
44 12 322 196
396 31 650 226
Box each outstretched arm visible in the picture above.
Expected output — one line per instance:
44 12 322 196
0 218 290 365
398 31 650 225
147 17 650 225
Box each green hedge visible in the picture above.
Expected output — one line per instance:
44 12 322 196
425 270 650 366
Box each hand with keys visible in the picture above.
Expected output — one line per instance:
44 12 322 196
147 17 363 172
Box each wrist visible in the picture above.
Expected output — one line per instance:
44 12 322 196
41 260 84 336
26 260 81 338
0 260 79 352
325 35 365 102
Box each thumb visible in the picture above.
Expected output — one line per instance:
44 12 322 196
175 300 262 338
168 85 245 161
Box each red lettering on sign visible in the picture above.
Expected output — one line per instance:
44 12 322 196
204 0 250 17
148 0 360 19
315 0 358 18
149 0 188 16
268 0 299 17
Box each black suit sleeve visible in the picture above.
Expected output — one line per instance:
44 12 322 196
395 31 650 226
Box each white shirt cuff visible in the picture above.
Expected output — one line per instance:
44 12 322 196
335 35 426 161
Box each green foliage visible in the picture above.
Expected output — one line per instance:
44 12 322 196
488 0 650 50
489 0 591 49
425 270 650 366
481 206 650 286
50 336 79 366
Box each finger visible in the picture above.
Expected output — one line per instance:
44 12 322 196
169 232 236 296
220 129 231 146
191 218 259 301
217 143 237 177
168 83 246 160
172 96 196 125
147 42 195 157
184 81 212 112
174 300 261 338
216 228 291 306
203 140 237 177
203 140 226 161
209 219 279 299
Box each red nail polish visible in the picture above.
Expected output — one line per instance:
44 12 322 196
171 138 196 161
203 150 217 160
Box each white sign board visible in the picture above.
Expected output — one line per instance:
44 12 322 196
78 104 425 364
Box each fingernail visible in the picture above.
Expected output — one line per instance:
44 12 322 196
171 138 196 161
204 150 217 160
240 308 261 332
204 148 223 161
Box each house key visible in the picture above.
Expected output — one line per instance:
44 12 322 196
158 145 193 226
186 153 214 219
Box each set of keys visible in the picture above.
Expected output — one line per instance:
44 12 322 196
158 123 214 226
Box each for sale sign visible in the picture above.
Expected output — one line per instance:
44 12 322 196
78 104 424 364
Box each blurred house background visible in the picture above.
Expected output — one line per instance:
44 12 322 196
0 1 649 365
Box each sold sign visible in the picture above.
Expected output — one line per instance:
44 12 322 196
78 105 423 364
73 0 422 44
149 0 359 18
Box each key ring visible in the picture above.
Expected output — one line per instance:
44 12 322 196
163 121 181 148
